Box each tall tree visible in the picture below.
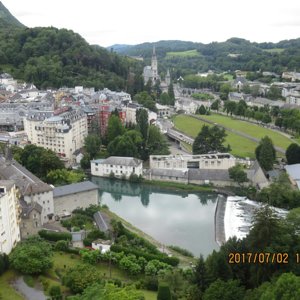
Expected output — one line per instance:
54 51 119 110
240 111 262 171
106 115 125 144
192 125 230 154
136 108 149 142
286 143 300 165
84 134 101 159
255 136 276 171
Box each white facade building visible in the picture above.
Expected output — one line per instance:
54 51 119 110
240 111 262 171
91 157 143 179
24 109 88 162
150 153 239 170
0 181 21 254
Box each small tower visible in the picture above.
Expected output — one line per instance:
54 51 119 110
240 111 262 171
151 46 158 83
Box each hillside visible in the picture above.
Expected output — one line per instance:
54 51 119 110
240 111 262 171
112 38 300 76
0 25 146 91
0 1 25 29
0 2 143 91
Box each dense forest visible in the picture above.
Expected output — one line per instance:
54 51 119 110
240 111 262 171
0 26 146 90
113 38 300 78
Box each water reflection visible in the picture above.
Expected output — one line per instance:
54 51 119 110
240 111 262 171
91 176 220 256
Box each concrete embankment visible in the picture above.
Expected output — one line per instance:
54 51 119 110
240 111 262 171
214 194 226 246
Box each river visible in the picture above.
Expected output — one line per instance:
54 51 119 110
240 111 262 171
91 177 220 257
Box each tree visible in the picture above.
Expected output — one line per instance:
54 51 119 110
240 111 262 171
106 115 125 143
147 125 170 157
64 264 102 293
258 273 300 300
136 109 149 142
15 144 64 180
203 279 245 300
211 100 220 111
192 125 230 154
84 134 101 159
286 143 300 165
9 236 53 275
74 283 145 300
255 136 276 171
197 105 207 115
157 283 172 300
194 255 209 293
46 169 85 186
228 164 248 185
168 83 175 105
107 134 138 157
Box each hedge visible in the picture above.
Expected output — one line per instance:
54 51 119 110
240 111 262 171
38 230 72 242
110 245 179 266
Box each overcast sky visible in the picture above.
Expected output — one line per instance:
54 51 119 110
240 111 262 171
3 0 300 47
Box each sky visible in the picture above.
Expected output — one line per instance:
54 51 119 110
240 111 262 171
3 0 300 47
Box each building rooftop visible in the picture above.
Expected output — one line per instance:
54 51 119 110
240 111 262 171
0 157 53 195
53 181 98 198
93 156 143 167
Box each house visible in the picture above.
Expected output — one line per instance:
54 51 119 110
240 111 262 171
246 160 269 189
92 239 112 253
284 164 300 190
19 200 43 239
91 156 143 179
156 103 171 118
144 168 189 184
0 180 21 254
53 181 99 217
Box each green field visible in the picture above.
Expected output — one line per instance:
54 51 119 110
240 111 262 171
173 114 258 158
199 114 294 150
166 49 200 58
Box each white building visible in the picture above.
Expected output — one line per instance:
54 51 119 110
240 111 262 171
0 157 54 224
91 157 143 179
0 180 21 254
125 103 157 125
150 153 239 170
92 239 111 253
24 109 88 163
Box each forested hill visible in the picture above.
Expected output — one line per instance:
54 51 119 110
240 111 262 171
0 1 25 28
112 37 300 75
0 26 143 90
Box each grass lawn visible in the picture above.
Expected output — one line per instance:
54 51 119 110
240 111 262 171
0 270 24 300
199 113 294 150
166 49 200 58
142 289 157 300
173 114 257 158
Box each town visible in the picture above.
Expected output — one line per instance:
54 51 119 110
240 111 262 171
0 1 300 299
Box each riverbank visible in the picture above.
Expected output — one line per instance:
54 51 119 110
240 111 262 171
102 207 197 267
142 179 213 193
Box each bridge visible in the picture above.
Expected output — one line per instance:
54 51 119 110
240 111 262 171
166 128 194 145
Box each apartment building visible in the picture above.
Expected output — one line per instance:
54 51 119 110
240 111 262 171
24 108 88 162
0 180 21 254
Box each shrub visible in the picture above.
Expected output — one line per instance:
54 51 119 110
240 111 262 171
168 245 194 257
49 285 62 300
38 230 72 242
54 240 69 251
157 283 172 300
